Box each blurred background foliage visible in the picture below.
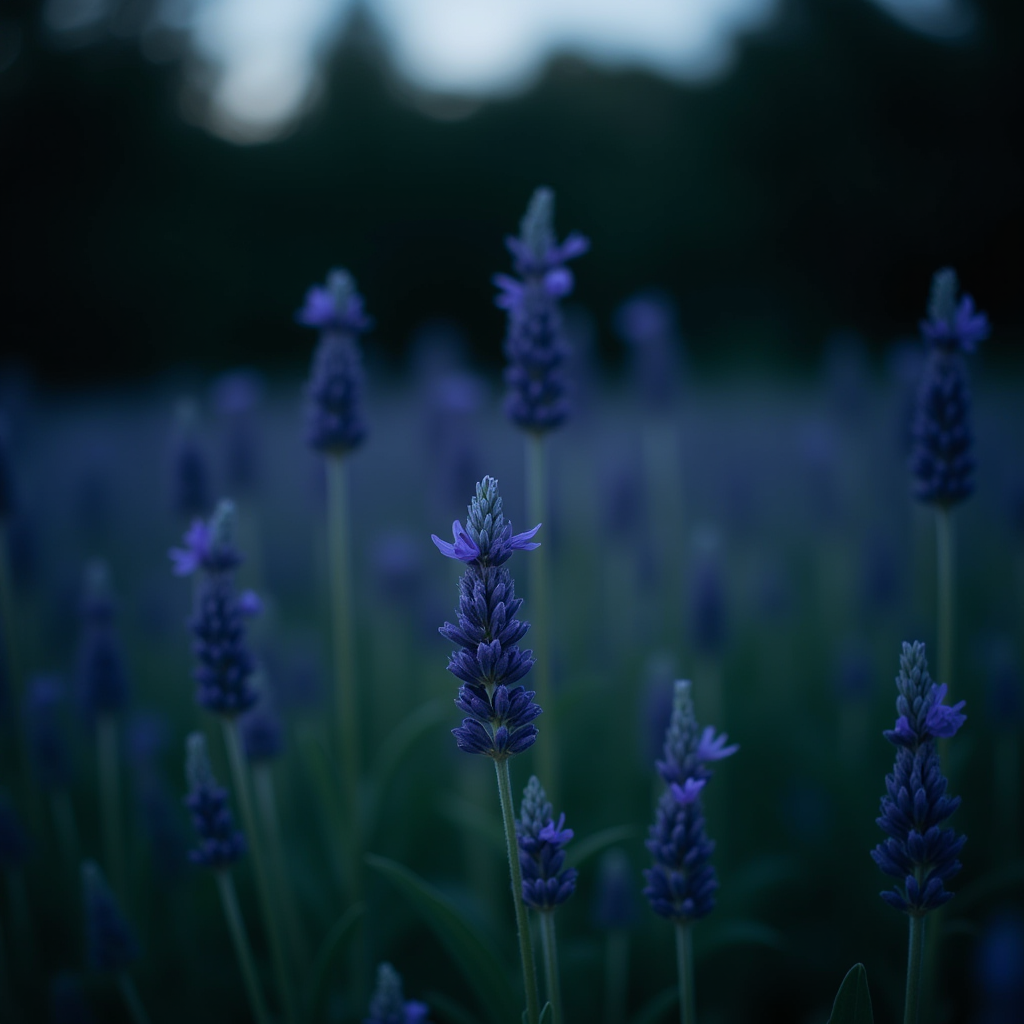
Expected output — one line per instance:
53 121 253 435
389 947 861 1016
0 0 1021 386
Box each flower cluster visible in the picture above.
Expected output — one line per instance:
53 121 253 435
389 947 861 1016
183 733 246 869
82 861 138 973
434 476 542 759
872 641 966 915
170 502 261 716
644 680 738 923
364 962 432 1024
495 187 589 433
910 268 988 508
517 775 577 911
298 268 372 455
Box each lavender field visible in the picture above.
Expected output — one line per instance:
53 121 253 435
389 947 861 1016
0 224 1022 1024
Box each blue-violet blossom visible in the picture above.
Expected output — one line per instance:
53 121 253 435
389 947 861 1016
872 641 966 915
434 476 542 759
644 679 738 923
364 962 432 1024
184 732 246 869
297 268 372 455
495 187 589 433
171 502 261 716
517 775 578 910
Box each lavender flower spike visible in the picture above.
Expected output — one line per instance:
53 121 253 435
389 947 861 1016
517 775 578 910
496 187 589 433
920 268 990 354
644 680 737 923
910 268 988 508
298 268 371 455
872 641 966 915
436 476 542 760
176 502 260 716
364 962 432 1024
184 732 246 869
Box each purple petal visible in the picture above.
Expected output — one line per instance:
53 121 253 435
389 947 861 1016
670 778 707 806
509 522 542 551
695 726 739 762
925 684 967 739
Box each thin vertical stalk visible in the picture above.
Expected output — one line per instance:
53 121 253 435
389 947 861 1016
935 508 954 694
326 455 361 880
216 870 274 1024
97 714 126 903
223 721 297 1024
605 929 628 1024
904 914 925 1024
253 763 310 970
674 923 696 1024
539 911 564 1024
117 974 153 1024
525 433 556 797
495 758 541 1024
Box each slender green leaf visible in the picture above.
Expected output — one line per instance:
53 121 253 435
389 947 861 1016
302 902 366 1018
826 963 874 1024
538 1001 553 1024
628 985 677 1024
366 854 518 1024
567 825 641 868
371 700 451 804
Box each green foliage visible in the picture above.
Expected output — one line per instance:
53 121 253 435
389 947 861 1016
826 964 874 1024
366 854 519 1024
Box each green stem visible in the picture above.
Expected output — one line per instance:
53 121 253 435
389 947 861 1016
494 758 541 1024
525 433 556 798
539 911 564 1024
223 720 297 1024
216 870 274 1024
904 914 925 1024
604 929 628 1024
117 973 153 1024
97 714 126 903
254 763 310 971
674 923 696 1024
326 455 362 886
935 507 954 695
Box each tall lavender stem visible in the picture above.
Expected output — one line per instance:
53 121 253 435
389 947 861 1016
904 914 925 1024
495 759 541 1024
525 434 555 794
326 453 362 884
539 912 563 1024
216 869 274 1024
223 721 297 1024
675 923 696 1024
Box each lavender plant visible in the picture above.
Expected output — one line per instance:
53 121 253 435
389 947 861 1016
183 733 271 1024
495 187 588 796
517 775 577 1024
364 962 432 1024
298 267 371 904
171 504 295 1023
433 475 544 1024
169 402 212 521
871 641 966 1024
82 860 151 1024
910 268 989 696
644 679 738 1024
